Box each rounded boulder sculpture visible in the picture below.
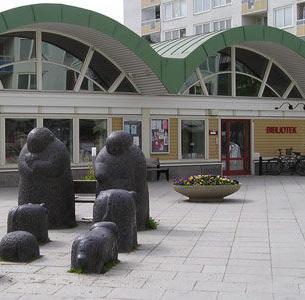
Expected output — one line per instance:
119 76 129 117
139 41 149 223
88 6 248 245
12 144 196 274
0 231 40 262
71 222 118 274
94 189 137 252
7 203 49 243
94 131 149 230
18 127 75 229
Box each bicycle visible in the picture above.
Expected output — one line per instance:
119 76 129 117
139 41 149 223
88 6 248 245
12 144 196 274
266 148 305 176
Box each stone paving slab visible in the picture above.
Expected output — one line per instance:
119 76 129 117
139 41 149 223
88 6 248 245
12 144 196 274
0 176 305 299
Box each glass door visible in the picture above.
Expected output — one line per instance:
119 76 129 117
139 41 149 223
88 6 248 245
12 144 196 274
221 119 250 175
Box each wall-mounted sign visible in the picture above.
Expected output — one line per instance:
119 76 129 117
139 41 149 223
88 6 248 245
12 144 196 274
209 130 218 136
151 119 169 153
266 127 297 134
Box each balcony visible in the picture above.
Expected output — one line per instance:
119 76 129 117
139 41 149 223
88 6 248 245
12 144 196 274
141 19 161 36
141 0 161 9
297 19 305 37
242 0 267 15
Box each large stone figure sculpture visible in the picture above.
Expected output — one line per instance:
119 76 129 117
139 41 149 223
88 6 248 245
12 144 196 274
18 127 75 229
93 189 137 252
7 203 49 243
0 231 40 262
71 222 118 273
94 131 149 230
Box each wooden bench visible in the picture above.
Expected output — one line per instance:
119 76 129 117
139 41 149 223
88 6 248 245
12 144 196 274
146 158 169 181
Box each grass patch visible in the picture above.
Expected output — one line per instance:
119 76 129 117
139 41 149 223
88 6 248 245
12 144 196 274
103 259 120 273
68 267 84 274
146 217 159 230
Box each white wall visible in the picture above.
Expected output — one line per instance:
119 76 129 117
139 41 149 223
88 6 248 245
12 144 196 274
123 0 142 35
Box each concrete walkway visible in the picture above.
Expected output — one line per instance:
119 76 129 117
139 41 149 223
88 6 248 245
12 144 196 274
0 176 305 299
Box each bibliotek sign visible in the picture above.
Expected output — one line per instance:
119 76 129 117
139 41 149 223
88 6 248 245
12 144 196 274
266 127 297 134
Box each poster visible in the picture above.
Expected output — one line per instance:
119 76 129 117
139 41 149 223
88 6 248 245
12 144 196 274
151 119 169 153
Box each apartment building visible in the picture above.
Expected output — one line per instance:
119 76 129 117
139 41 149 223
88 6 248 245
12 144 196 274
124 0 305 42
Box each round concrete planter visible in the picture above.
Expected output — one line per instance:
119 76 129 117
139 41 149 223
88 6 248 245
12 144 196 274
173 184 241 202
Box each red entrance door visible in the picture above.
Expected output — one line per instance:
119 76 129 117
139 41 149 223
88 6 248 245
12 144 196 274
221 119 250 175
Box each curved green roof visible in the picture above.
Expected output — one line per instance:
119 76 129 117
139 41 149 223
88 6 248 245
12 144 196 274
1 4 305 94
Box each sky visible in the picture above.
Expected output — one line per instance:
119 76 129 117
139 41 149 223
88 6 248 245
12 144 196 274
0 0 124 23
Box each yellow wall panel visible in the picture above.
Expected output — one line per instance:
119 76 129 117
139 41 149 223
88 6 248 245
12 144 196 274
209 118 219 160
151 118 178 160
254 119 305 157
112 117 123 131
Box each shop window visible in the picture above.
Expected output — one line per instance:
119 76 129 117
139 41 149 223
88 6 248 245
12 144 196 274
267 64 291 96
151 119 169 153
5 118 36 164
236 74 261 97
124 120 142 148
262 86 278 98
43 119 73 157
80 77 103 92
79 119 107 163
116 78 137 93
189 83 203 95
0 62 36 90
181 120 205 159
205 73 232 96
87 52 121 91
42 63 79 91
236 48 268 79
288 86 303 99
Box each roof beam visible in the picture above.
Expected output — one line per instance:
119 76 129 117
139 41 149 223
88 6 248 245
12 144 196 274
195 67 209 96
108 73 125 94
258 60 273 98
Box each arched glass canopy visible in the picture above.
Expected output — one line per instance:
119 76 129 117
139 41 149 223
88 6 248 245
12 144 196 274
180 46 303 99
0 31 138 94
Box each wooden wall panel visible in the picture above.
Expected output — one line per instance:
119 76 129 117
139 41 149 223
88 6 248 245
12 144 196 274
112 117 123 131
151 118 178 160
254 119 305 157
209 118 219 160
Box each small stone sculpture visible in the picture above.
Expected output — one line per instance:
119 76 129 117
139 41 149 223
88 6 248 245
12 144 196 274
94 189 137 252
7 203 49 243
18 127 75 229
0 231 40 262
71 222 118 274
94 131 149 230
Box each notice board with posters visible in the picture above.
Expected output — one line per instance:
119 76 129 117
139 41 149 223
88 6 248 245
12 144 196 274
151 119 169 153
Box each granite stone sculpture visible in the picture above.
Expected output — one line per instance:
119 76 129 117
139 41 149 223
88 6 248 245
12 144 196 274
94 131 149 230
18 127 75 229
0 231 40 262
93 189 137 252
71 222 118 274
7 203 49 243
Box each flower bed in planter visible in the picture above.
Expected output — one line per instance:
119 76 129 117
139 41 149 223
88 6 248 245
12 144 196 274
173 175 240 202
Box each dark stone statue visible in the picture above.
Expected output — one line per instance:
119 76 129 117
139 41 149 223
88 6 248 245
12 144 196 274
18 127 75 229
7 203 49 243
94 131 149 230
71 222 118 274
93 189 137 252
0 231 40 262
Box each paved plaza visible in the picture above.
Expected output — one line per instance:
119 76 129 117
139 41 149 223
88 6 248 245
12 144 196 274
0 176 305 299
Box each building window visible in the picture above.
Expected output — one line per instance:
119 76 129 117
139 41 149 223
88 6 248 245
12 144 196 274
164 0 187 21
5 118 36 164
142 5 160 22
17 74 36 90
181 120 205 159
164 28 186 41
124 120 142 148
213 19 232 32
194 0 210 14
79 119 107 163
274 6 293 28
43 119 73 158
143 32 161 43
151 119 169 153
212 0 231 9
194 23 210 35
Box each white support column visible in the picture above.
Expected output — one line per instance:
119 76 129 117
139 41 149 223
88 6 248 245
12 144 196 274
283 82 294 99
36 31 43 91
251 119 255 175
74 48 95 92
231 46 236 97
195 67 209 96
73 118 79 164
142 108 150 158
0 117 5 166
108 72 125 93
258 60 273 98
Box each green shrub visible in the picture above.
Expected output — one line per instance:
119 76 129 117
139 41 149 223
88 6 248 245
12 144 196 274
82 163 96 180
146 217 159 230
